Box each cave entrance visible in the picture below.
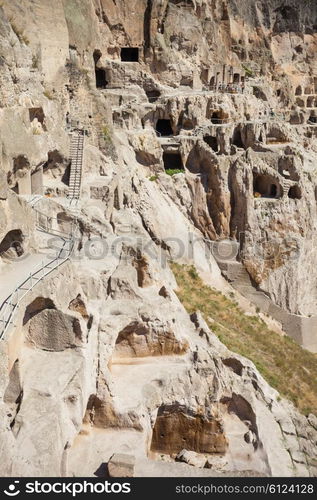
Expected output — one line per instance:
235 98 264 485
203 135 218 152
146 90 161 102
163 152 183 171
29 107 46 129
253 174 280 198
232 127 244 148
156 119 173 136
233 73 240 84
23 297 56 325
93 50 108 89
150 405 227 455
120 47 139 62
211 112 222 124
0 230 24 259
295 86 302 96
308 115 317 124
307 96 314 108
95 68 108 89
288 185 302 199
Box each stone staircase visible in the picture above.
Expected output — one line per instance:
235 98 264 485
282 178 294 195
212 240 317 352
68 132 84 202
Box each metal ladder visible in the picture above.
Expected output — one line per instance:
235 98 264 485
68 132 84 203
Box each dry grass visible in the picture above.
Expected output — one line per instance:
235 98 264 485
171 262 317 416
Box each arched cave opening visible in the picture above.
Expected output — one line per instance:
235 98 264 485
253 174 280 198
203 135 218 152
13 155 30 175
295 86 302 96
120 47 139 62
307 96 314 108
288 185 302 200
29 107 46 129
163 151 183 171
0 230 24 259
308 115 317 124
156 119 173 136
211 111 222 124
23 297 56 325
93 50 108 89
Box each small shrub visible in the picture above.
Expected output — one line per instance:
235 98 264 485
165 168 184 176
188 266 199 280
10 20 29 45
43 89 54 100
242 64 254 77
32 54 40 69
149 175 158 182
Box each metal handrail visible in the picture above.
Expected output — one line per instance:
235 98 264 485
0 127 84 341
0 236 75 340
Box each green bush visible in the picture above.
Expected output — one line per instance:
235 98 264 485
165 169 184 176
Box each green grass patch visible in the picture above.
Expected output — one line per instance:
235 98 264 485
165 169 184 176
171 262 317 417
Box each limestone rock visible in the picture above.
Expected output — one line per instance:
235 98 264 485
176 450 207 469
108 454 135 478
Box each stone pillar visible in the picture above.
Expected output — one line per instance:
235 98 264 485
18 171 31 195
31 167 43 195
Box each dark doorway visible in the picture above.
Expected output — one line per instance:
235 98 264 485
203 136 218 152
95 68 108 89
232 127 244 148
156 119 173 136
163 152 183 170
120 47 139 62
0 230 24 259
211 112 222 124
253 174 279 198
146 90 161 102
288 185 301 199
93 50 108 89
308 115 317 124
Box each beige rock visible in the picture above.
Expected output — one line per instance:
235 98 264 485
108 454 135 478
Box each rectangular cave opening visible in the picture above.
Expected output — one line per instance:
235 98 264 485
253 173 281 199
120 47 139 62
163 151 184 171
156 119 174 136
95 68 108 89
203 135 218 152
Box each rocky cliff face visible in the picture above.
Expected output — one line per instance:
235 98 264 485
0 0 316 477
